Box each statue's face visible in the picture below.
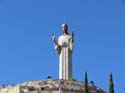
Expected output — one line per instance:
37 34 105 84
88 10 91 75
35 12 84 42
62 25 68 33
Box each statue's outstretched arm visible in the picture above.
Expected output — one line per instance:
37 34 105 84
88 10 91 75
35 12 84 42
71 31 74 42
52 33 61 55
69 31 74 52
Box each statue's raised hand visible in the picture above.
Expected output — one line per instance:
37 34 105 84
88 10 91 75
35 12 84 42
52 33 56 42
71 31 74 38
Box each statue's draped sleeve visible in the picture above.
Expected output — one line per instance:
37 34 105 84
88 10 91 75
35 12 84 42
54 40 61 55
69 36 74 52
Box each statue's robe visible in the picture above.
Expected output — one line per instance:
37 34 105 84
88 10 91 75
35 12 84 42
54 34 74 80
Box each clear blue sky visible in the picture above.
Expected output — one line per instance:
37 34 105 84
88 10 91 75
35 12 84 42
0 0 125 93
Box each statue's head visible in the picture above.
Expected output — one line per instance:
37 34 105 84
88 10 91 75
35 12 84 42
61 24 68 34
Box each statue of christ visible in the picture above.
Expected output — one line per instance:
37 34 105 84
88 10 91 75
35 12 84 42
52 24 74 80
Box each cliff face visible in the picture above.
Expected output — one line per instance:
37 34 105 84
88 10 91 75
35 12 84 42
0 79 106 93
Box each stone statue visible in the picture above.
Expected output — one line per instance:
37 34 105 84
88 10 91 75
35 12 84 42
52 24 74 80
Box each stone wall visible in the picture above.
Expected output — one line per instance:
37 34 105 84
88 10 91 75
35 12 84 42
0 79 106 93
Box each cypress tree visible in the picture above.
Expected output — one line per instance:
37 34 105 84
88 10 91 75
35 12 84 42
109 72 114 93
84 72 89 93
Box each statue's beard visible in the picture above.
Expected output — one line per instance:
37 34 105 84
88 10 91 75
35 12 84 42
63 31 68 35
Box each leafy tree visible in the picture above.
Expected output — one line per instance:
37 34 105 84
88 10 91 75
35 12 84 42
69 77 76 81
109 72 114 93
84 72 89 93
